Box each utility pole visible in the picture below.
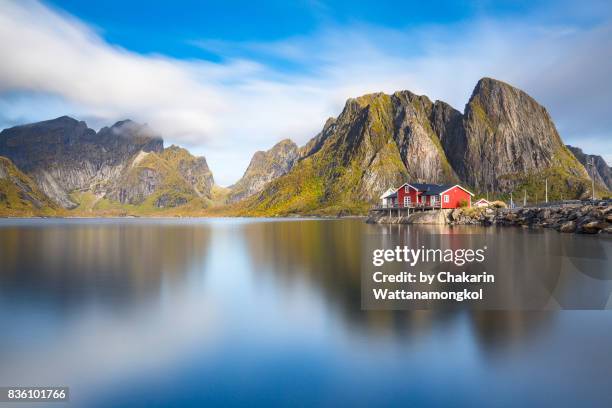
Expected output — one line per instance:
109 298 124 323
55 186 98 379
510 192 513 209
523 189 526 207
545 179 548 203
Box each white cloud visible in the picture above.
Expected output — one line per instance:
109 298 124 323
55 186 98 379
0 1 610 185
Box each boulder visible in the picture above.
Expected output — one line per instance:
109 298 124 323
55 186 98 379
559 221 576 233
579 221 608 234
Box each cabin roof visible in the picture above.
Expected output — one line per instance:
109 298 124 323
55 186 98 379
409 183 455 196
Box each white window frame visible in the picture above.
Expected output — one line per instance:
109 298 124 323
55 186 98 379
443 195 449 203
405 185 409 193
403 196 409 207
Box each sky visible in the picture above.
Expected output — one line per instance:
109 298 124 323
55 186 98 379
0 0 611 185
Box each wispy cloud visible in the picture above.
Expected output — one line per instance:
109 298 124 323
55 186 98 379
0 0 610 185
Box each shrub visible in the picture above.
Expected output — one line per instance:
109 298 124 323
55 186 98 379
490 200 507 208
458 199 469 208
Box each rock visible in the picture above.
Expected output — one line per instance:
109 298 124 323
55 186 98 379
0 117 163 208
505 213 517 221
238 77 595 215
567 145 612 190
0 156 58 212
455 78 589 194
449 209 462 221
154 194 188 208
579 221 609 234
228 139 299 203
559 221 576 233
0 118 216 210
406 210 449 224
105 146 214 206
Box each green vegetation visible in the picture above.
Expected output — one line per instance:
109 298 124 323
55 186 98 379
0 157 61 217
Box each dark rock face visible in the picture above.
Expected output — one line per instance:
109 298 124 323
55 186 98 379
246 77 598 215
0 156 57 212
104 146 215 208
0 117 216 210
390 91 458 184
228 139 299 203
246 90 462 213
0 116 163 208
459 78 588 193
567 145 612 190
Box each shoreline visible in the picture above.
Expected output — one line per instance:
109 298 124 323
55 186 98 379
366 203 612 235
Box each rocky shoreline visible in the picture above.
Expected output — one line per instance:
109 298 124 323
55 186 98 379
366 204 612 234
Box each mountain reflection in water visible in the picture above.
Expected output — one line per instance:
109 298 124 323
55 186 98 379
0 218 611 407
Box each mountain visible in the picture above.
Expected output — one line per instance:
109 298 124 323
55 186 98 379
0 116 215 213
567 145 612 190
456 78 590 198
104 145 214 209
235 90 460 215
227 139 298 203
0 156 58 216
0 116 163 208
239 78 597 215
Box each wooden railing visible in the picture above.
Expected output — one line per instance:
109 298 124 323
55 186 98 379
372 202 442 210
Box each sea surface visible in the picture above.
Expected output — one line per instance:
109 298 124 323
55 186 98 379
0 218 611 407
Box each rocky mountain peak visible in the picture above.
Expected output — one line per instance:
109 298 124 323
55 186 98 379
460 77 588 194
567 145 612 190
228 138 299 203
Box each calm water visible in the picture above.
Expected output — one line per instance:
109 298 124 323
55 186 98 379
0 218 611 407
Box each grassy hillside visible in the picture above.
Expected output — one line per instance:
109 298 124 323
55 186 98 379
0 156 61 217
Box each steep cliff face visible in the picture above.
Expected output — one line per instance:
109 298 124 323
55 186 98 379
161 145 214 198
228 139 298 203
390 91 458 184
0 116 163 208
241 77 597 215
240 91 457 215
0 156 57 215
567 145 612 190
104 146 213 208
460 78 590 197
0 117 218 212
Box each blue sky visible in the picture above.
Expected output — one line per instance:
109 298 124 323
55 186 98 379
1 0 611 184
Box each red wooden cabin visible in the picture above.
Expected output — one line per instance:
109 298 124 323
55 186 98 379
395 183 473 209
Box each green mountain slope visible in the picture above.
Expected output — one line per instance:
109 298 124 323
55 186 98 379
238 78 603 216
78 146 214 215
0 156 59 216
236 91 459 216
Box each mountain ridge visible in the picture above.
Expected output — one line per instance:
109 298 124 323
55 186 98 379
0 116 215 215
0 77 609 217
236 77 603 215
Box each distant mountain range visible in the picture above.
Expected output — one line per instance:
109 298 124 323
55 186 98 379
0 77 610 216
0 116 215 216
